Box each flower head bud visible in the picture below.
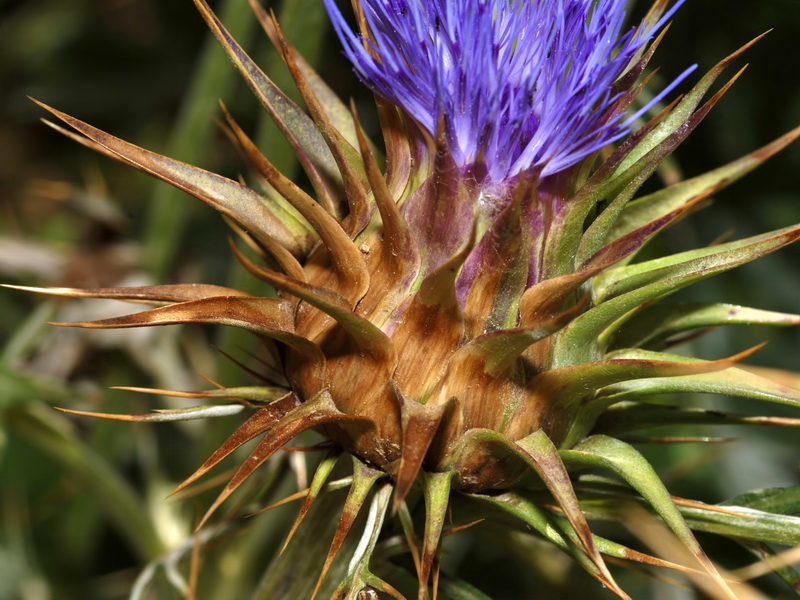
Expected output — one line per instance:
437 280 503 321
25 0 800 597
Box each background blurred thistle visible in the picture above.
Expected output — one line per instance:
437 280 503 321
2 1 800 599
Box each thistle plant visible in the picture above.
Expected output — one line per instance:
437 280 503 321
12 0 800 598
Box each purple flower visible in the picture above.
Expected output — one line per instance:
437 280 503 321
324 0 695 182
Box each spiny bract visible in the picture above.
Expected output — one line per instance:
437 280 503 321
16 0 800 598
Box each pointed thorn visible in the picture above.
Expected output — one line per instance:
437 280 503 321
311 459 383 600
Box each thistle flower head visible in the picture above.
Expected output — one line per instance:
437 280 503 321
325 0 692 181
17 0 800 598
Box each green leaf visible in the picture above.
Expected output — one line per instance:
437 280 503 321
614 37 762 176
561 435 734 595
594 225 800 303
608 302 800 349
419 470 456 600
512 431 623 595
722 486 800 515
555 225 800 367
679 503 800 547
574 113 710 267
539 349 749 413
606 125 800 247
549 37 757 278
594 348 800 409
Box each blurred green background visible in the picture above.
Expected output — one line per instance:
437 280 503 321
1 1 799 599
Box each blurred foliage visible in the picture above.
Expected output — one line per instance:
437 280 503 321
1 1 799 599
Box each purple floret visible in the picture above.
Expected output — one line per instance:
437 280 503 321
323 0 695 182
